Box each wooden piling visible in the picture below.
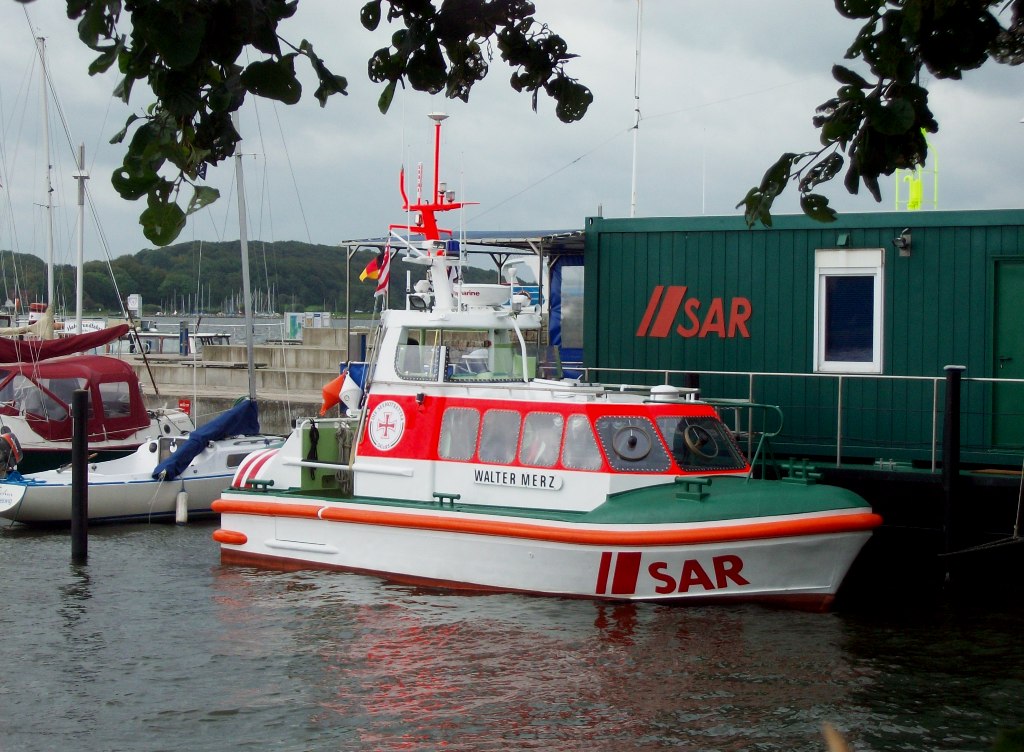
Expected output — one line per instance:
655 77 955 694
70 389 88 563
942 365 966 565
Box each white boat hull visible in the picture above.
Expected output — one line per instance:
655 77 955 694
0 473 230 524
0 438 280 524
215 496 875 608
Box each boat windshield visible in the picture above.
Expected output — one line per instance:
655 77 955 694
595 416 672 473
396 327 538 382
3 374 79 421
655 416 746 471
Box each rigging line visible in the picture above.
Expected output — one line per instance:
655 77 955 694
271 101 313 245
250 100 276 307
642 77 816 123
194 234 203 315
5 4 42 312
469 127 631 224
471 77 813 226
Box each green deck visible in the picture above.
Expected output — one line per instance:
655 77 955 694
237 474 869 526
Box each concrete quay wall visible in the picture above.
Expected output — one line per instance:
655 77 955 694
127 326 372 434
143 386 322 436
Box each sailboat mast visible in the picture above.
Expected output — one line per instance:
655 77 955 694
36 37 54 309
73 143 88 333
233 114 256 401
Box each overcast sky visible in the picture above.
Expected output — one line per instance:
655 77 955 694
0 1 1020 267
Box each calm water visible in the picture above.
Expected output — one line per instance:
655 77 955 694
2 521 1022 752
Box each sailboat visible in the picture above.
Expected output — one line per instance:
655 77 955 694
0 117 283 525
0 36 195 474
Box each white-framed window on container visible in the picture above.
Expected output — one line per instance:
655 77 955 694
813 248 884 374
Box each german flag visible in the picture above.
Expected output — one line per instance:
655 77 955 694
359 249 386 282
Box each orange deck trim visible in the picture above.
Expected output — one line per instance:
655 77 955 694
211 498 882 546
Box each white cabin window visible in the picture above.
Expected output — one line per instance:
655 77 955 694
479 409 521 464
519 412 564 468
438 407 479 460
560 414 602 470
813 249 884 373
98 381 133 418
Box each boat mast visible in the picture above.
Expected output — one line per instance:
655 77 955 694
35 37 54 310
232 114 256 401
73 143 88 333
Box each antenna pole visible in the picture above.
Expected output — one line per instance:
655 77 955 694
629 0 643 218
428 112 448 204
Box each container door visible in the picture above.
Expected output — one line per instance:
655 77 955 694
993 259 1024 446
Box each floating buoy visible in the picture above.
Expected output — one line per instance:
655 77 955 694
175 490 189 525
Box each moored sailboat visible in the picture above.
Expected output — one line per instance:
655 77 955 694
0 399 277 525
0 353 194 473
0 116 284 524
212 114 881 609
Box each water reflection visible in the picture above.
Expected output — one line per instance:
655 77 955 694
58 564 92 627
210 567 881 751
2 522 1020 752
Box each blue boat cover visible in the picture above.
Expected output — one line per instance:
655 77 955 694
152 399 260 480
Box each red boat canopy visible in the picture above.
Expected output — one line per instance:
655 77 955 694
0 353 151 442
0 324 129 363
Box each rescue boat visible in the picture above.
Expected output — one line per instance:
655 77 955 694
212 114 881 609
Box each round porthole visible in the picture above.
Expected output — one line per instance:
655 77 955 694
612 425 652 461
683 424 720 459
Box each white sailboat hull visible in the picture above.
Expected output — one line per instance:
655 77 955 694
0 436 279 524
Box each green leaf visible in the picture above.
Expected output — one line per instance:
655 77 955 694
735 187 775 229
361 0 382 31
377 80 397 114
151 11 206 69
186 185 220 215
301 41 349 106
549 78 593 124
406 42 448 94
88 41 122 75
865 97 915 135
835 0 883 20
799 193 838 223
113 74 136 104
241 57 302 105
140 202 187 246
314 75 349 107
111 166 159 201
110 114 142 145
832 64 870 89
799 152 845 192
758 152 799 196
76 0 108 48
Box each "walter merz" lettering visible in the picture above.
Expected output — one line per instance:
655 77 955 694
473 468 562 490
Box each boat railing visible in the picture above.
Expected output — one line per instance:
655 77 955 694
702 399 787 480
576 366 1024 471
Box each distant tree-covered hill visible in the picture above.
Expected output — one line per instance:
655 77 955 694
0 240 504 315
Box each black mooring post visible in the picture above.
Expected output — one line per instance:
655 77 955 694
941 365 966 564
70 388 89 563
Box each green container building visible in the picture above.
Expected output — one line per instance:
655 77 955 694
583 209 1024 469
